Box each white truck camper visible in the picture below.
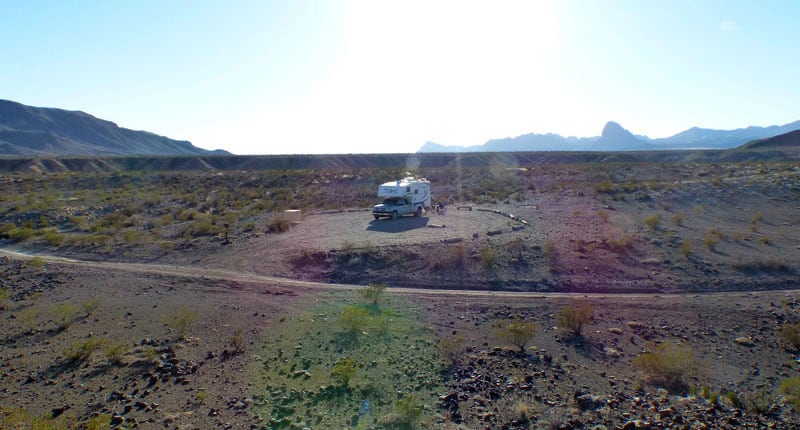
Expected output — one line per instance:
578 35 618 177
372 177 431 220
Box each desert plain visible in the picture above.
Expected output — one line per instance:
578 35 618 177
1 154 800 429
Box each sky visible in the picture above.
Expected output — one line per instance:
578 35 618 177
1 0 799 155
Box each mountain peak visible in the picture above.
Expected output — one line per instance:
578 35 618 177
597 121 645 150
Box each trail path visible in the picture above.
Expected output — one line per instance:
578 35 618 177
3 248 795 300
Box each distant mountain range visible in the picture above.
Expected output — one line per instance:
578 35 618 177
419 120 800 153
0 99 228 156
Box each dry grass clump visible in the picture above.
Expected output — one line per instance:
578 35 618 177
781 377 800 412
778 322 800 352
51 302 81 330
680 239 692 258
438 335 466 365
63 335 105 363
633 341 698 392
266 216 290 233
644 214 661 230
162 307 199 339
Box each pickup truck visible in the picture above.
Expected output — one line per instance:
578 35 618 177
372 196 424 220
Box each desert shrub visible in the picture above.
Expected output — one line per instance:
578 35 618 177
512 401 532 424
606 234 633 252
732 259 788 273
681 239 692 258
742 386 777 415
63 335 105 363
357 283 387 305
266 216 290 233
104 341 130 365
703 230 722 250
633 342 698 392
671 213 685 226
229 328 246 353
438 334 466 364
758 236 770 246
339 305 370 334
85 414 112 430
597 210 609 222
778 322 800 352
162 307 199 339
556 302 594 336
0 287 9 310
0 406 75 429
593 180 615 194
494 316 538 352
479 245 496 269
380 395 423 429
331 357 357 387
780 377 800 412
644 214 661 230
52 302 81 330
27 256 46 270
543 240 556 258
195 390 208 404
42 228 64 245
82 297 101 317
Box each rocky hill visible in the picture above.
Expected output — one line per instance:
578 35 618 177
419 119 800 153
0 99 228 156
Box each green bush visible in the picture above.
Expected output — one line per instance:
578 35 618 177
633 342 697 392
162 308 199 339
556 302 594 336
331 357 357 387
104 341 130 365
339 305 370 334
494 316 538 352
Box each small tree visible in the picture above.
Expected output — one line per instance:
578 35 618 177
494 316 538 353
556 302 594 336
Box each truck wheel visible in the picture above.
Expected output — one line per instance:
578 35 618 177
415 207 422 217
391 211 398 220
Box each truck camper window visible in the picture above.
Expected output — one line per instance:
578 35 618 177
407 186 411 192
